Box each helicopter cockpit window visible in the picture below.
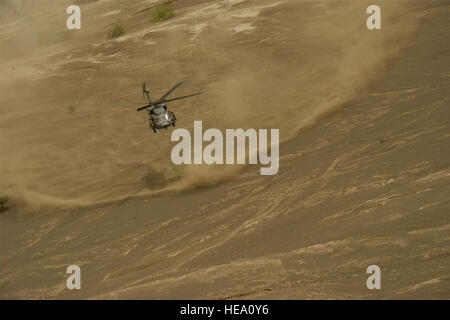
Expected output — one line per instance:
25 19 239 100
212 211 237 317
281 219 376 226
152 106 165 115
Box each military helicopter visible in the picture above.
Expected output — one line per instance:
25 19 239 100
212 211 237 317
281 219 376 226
137 81 202 133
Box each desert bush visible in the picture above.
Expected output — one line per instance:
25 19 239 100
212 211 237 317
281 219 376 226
107 24 125 39
0 196 9 208
151 2 174 23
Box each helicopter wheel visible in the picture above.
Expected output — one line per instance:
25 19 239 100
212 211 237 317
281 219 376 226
152 127 157 133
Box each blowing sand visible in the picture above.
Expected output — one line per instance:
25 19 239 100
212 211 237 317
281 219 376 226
0 0 449 299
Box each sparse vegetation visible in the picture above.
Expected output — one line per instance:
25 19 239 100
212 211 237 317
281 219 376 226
68 104 76 113
107 23 125 39
151 2 174 23
0 196 9 209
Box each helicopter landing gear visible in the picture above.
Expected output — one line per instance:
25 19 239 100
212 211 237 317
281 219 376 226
171 112 177 127
152 127 158 133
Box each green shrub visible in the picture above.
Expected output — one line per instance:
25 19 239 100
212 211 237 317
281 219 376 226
0 196 8 208
107 24 125 39
68 104 76 113
151 2 174 23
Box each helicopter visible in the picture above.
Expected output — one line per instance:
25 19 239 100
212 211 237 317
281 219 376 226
137 81 202 133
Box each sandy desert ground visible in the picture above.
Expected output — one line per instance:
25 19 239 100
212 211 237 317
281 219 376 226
0 0 449 299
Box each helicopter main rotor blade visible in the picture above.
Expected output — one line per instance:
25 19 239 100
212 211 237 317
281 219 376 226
158 81 184 102
162 92 203 103
137 104 153 112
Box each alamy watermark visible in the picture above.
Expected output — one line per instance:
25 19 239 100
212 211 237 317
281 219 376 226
66 265 81 290
366 265 381 290
171 121 279 175
66 5 81 30
65 4 382 31
366 5 381 30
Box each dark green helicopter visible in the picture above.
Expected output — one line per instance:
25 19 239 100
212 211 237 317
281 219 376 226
137 82 202 133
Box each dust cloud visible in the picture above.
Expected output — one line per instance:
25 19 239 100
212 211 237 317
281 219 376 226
0 0 417 208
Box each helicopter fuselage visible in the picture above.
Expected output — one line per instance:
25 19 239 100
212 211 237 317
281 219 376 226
148 104 176 132
137 81 201 133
